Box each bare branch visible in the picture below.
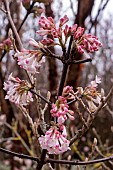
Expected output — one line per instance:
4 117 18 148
0 147 39 162
29 89 52 105
65 58 92 64
1 147 113 167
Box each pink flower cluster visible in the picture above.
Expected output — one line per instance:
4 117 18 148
15 39 45 74
37 15 102 54
37 15 68 37
83 76 102 112
3 73 33 106
50 96 74 125
76 34 103 54
39 86 75 154
39 126 70 154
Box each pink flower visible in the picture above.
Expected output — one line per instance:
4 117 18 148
3 73 33 106
74 27 84 39
16 48 45 74
50 96 74 125
41 38 58 46
0 38 12 52
38 16 55 30
82 76 102 112
37 15 69 39
36 28 50 36
39 126 70 154
59 15 69 27
62 86 75 99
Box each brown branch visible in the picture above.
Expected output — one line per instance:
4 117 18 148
46 155 113 165
3 0 23 50
57 35 73 96
0 6 7 13
29 89 52 105
0 147 39 162
65 58 92 64
17 1 36 32
40 47 62 61
37 149 47 170
1 147 113 167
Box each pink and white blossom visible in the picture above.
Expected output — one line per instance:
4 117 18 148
3 73 33 106
16 49 45 74
39 126 70 154
50 96 74 125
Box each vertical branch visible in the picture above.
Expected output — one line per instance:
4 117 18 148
17 1 36 32
3 0 23 50
36 149 47 170
57 35 73 96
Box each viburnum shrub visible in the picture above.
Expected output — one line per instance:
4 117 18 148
3 15 103 154
1 6 113 168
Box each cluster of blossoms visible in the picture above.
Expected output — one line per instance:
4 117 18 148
3 73 33 106
77 76 102 112
50 96 74 125
39 86 75 154
37 15 102 53
14 15 102 75
39 125 70 154
15 39 45 74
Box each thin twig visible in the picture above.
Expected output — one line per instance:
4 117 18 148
17 1 36 32
30 89 52 105
65 58 92 64
40 47 62 61
0 6 7 13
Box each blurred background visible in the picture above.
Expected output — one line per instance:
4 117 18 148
0 0 113 169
